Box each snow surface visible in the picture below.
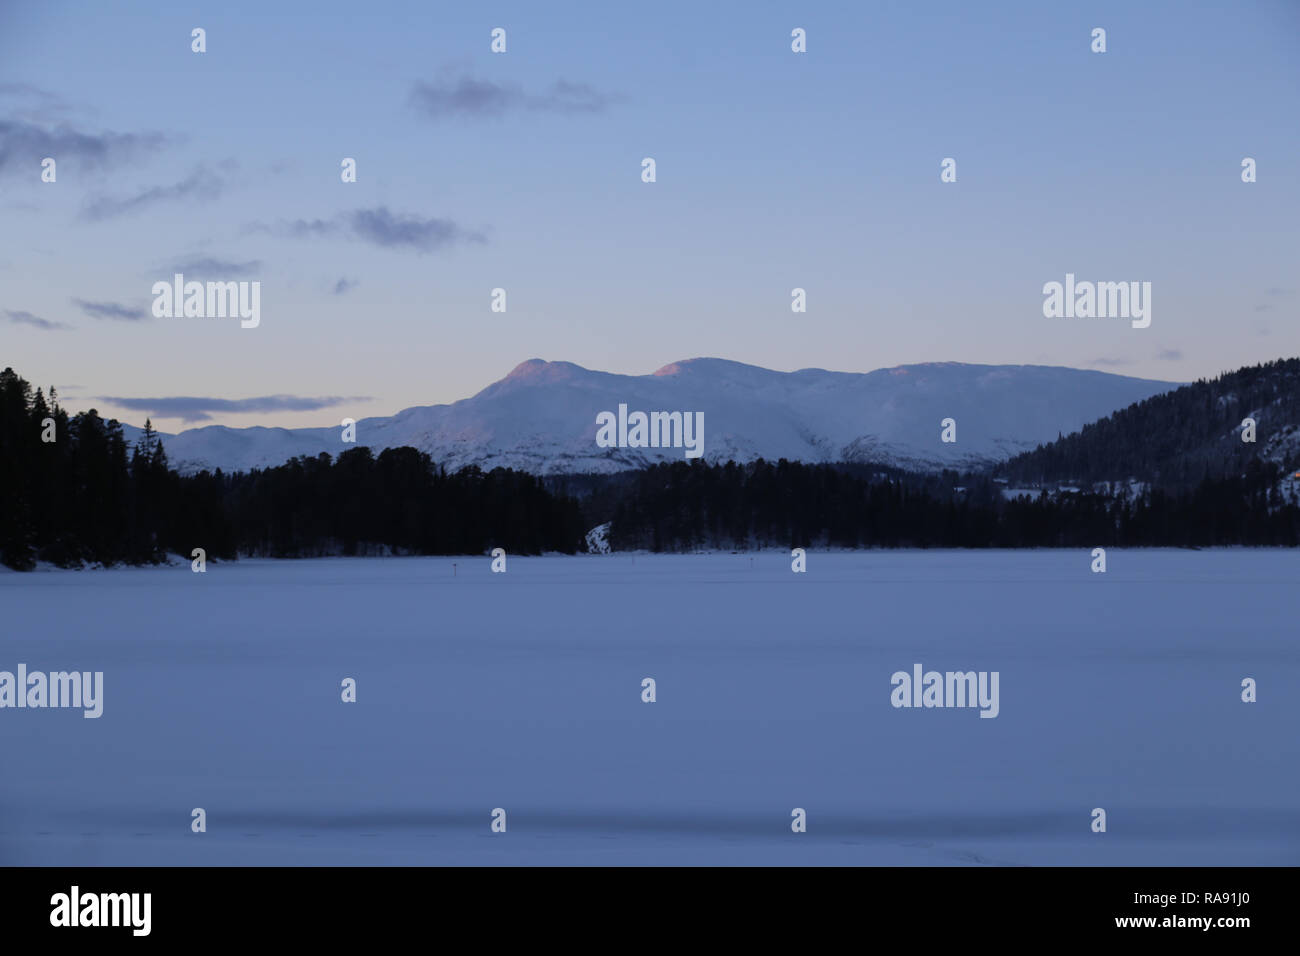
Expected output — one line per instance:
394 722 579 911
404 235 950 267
148 359 1178 476
585 523 612 555
1 550 1295 866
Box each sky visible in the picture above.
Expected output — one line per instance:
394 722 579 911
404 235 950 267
1 0 1298 430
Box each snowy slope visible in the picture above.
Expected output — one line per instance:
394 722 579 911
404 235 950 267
2 551 1295 866
153 359 1178 475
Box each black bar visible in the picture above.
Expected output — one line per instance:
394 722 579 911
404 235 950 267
0 866 1283 942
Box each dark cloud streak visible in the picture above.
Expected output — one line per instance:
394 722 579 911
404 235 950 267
0 86 166 173
165 256 262 277
348 207 483 250
253 206 485 253
82 166 225 221
73 298 147 321
409 75 616 119
6 309 71 331
97 394 372 424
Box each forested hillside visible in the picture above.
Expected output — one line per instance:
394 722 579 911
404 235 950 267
999 358 1300 487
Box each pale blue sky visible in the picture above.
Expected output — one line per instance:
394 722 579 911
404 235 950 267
2 0 1297 429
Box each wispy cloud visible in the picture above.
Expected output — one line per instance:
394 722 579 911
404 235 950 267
278 217 337 239
98 394 372 423
0 118 166 175
164 256 262 277
0 83 80 122
410 74 615 119
0 83 68 103
1155 348 1182 361
82 165 226 221
333 277 358 295
254 206 486 253
0 85 165 172
73 298 147 321
6 309 71 331
1254 287 1293 313
349 207 484 249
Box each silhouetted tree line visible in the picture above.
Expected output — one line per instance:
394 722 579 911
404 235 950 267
606 458 1300 551
0 368 584 569
5 360 1298 570
0 368 194 569
221 449 584 559
1001 358 1300 488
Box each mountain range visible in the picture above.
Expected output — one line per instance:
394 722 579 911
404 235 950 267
144 358 1180 476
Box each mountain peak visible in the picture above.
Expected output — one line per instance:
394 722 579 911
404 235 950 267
501 359 586 384
505 358 549 378
651 357 777 379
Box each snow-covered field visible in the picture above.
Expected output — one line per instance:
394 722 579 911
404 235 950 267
1 551 1296 866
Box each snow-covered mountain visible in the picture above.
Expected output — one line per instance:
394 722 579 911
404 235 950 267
153 358 1179 476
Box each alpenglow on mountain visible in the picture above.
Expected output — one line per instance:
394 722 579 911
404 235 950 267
152 359 1178 476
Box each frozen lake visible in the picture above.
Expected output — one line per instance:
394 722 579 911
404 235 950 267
1 550 1296 866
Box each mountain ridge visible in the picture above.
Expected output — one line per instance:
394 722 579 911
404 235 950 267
141 358 1181 476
